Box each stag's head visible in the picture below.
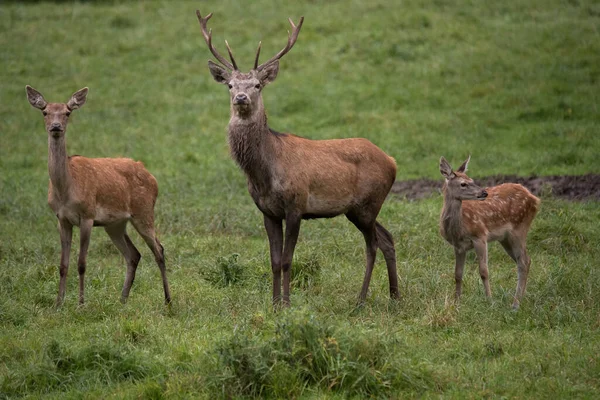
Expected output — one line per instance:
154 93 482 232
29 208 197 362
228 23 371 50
439 156 488 201
26 85 88 138
197 11 303 118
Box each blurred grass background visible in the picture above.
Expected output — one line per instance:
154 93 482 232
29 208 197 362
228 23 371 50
1 0 599 398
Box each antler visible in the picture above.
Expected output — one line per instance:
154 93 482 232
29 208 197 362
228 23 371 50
255 17 304 71
196 11 238 70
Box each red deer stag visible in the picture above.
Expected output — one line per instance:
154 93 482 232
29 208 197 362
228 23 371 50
439 156 540 309
26 85 171 306
196 11 400 306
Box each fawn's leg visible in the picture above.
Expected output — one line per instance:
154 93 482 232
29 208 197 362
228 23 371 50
473 240 491 298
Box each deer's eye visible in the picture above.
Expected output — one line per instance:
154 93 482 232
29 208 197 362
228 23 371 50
255 84 261 89
66 112 71 117
227 83 233 89
42 111 47 116
460 182 467 187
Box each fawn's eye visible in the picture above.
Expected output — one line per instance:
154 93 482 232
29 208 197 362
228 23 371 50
228 83 233 89
460 182 467 187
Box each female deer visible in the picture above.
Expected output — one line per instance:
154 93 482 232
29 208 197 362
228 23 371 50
26 85 171 306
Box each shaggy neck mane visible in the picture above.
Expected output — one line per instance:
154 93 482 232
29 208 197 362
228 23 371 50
228 108 283 189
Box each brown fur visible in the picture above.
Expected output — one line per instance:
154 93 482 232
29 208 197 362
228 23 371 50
199 12 400 306
439 157 540 309
26 85 171 306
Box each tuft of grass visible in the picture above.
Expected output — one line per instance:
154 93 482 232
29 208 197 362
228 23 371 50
207 310 440 398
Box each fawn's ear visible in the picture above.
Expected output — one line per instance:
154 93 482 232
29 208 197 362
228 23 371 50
67 87 89 110
456 155 471 173
439 156 454 179
208 60 231 84
26 85 47 110
257 60 279 86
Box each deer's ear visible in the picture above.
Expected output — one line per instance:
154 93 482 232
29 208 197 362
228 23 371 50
456 155 471 173
67 87 88 110
258 60 279 86
26 85 47 110
208 61 231 84
439 156 454 179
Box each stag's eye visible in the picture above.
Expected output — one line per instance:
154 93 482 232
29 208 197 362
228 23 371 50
255 84 261 89
227 83 233 89
42 111 47 116
460 182 467 187
66 112 71 117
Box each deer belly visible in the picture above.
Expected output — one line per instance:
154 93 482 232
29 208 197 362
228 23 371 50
305 193 351 217
93 207 131 226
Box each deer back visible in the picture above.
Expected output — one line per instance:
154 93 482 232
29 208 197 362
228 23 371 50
462 183 540 238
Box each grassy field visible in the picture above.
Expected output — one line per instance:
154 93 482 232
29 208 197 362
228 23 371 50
1 0 599 398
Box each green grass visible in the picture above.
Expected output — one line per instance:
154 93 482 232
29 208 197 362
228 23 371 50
1 0 600 398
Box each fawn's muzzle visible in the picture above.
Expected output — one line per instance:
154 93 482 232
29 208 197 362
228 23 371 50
478 190 488 199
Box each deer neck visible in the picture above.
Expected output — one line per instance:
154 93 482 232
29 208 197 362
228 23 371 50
228 105 276 188
441 190 466 243
48 135 72 197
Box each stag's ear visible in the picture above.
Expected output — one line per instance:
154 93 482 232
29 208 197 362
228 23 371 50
67 87 88 110
208 60 231 84
456 155 471 173
26 85 48 110
439 156 454 179
258 60 279 86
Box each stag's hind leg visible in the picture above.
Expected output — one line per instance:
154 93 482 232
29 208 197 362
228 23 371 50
501 233 530 309
346 211 378 303
105 222 141 303
375 222 400 299
131 218 171 304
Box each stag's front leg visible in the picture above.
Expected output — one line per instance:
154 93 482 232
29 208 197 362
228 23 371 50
77 219 93 305
57 220 73 307
264 215 283 306
473 240 491 298
282 214 302 307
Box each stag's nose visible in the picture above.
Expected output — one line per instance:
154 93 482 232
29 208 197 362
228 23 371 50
234 93 248 104
480 190 488 198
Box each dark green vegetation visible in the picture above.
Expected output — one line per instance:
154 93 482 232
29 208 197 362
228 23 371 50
1 0 599 398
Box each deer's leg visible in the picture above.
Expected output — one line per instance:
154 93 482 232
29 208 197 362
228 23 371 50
77 219 94 305
346 212 378 303
281 214 302 307
454 247 467 300
105 223 141 303
503 233 530 309
263 215 284 307
131 218 171 304
375 222 400 300
473 240 491 298
56 220 73 307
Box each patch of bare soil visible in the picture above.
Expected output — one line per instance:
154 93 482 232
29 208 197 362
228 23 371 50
391 174 600 201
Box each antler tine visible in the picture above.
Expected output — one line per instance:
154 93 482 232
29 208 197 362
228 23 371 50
224 40 238 70
253 41 262 70
256 16 304 71
196 10 236 70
